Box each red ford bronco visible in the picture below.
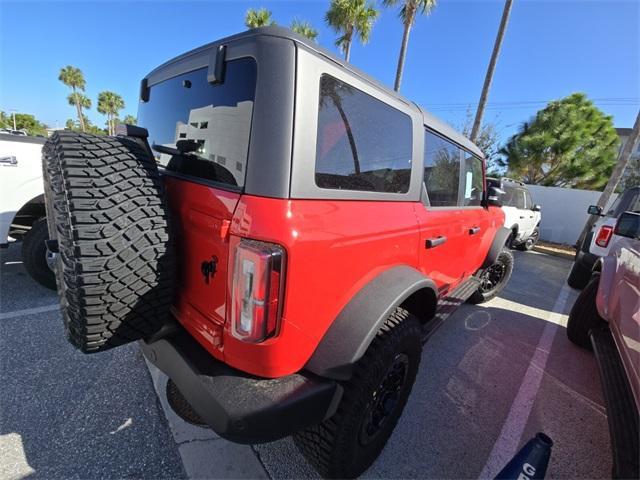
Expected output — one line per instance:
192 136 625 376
43 27 513 478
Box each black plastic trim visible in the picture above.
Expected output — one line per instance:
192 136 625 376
305 265 437 380
590 328 639 479
141 324 340 444
481 226 511 268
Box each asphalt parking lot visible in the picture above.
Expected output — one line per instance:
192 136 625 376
1 244 610 479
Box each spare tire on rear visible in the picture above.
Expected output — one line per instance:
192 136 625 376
43 131 175 353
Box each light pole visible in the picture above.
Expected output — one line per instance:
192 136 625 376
10 109 17 131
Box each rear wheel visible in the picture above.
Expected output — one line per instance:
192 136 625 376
567 259 592 290
21 217 56 290
294 308 422 479
43 131 175 353
517 227 539 251
468 249 514 304
567 273 605 350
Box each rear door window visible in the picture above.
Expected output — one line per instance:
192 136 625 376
137 58 257 189
423 131 461 207
314 74 413 193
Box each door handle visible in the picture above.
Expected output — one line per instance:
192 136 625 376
519 216 525 219
469 226 481 235
425 236 447 248
0 155 17 166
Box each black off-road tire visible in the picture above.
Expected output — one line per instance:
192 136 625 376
42 131 175 353
517 227 539 251
294 308 422 479
468 249 514 304
567 273 605 350
21 217 56 290
567 259 592 290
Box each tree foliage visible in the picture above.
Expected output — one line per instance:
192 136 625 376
123 114 137 125
460 109 502 176
65 115 106 135
291 19 319 41
97 91 125 135
0 111 48 136
325 0 379 62
245 8 275 28
59 65 88 132
501 93 619 190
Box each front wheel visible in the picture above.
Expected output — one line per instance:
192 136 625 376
294 308 422 479
468 249 514 304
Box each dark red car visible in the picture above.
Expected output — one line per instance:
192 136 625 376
43 27 512 478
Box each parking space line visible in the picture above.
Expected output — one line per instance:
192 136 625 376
0 304 59 320
479 283 572 479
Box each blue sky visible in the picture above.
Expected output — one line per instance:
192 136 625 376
1 0 638 143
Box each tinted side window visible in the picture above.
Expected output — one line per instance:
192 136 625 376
424 131 460 207
502 184 516 207
524 190 533 209
315 75 412 193
514 188 527 209
462 153 484 206
138 58 257 188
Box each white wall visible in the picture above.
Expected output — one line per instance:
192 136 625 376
526 185 618 245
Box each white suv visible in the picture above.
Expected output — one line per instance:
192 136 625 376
488 177 541 250
568 186 640 289
0 133 55 289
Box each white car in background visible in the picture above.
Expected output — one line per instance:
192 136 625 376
0 133 55 289
487 177 542 250
568 186 640 289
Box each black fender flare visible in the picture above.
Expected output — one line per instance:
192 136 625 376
482 227 512 268
305 265 437 381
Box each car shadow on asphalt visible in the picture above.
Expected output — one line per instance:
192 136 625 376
255 301 610 480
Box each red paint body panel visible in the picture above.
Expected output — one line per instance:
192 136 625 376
164 176 503 378
164 176 240 361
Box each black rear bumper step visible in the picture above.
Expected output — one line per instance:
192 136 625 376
141 326 341 444
590 328 639 479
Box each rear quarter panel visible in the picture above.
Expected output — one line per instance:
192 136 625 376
224 195 421 377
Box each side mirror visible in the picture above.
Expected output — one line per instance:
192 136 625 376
614 211 640 240
484 186 505 207
532 204 541 212
587 205 603 216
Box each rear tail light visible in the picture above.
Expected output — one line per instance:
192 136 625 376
230 238 286 343
595 225 613 248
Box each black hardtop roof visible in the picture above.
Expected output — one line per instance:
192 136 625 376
144 26 484 159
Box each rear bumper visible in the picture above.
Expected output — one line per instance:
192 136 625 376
141 325 341 444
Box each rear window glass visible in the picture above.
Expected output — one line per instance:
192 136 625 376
138 58 257 189
315 75 412 193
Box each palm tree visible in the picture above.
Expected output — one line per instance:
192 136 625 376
59 65 88 132
123 114 137 125
325 0 379 62
68 92 91 114
291 19 319 41
245 8 275 28
97 91 125 135
470 0 513 142
383 0 437 92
